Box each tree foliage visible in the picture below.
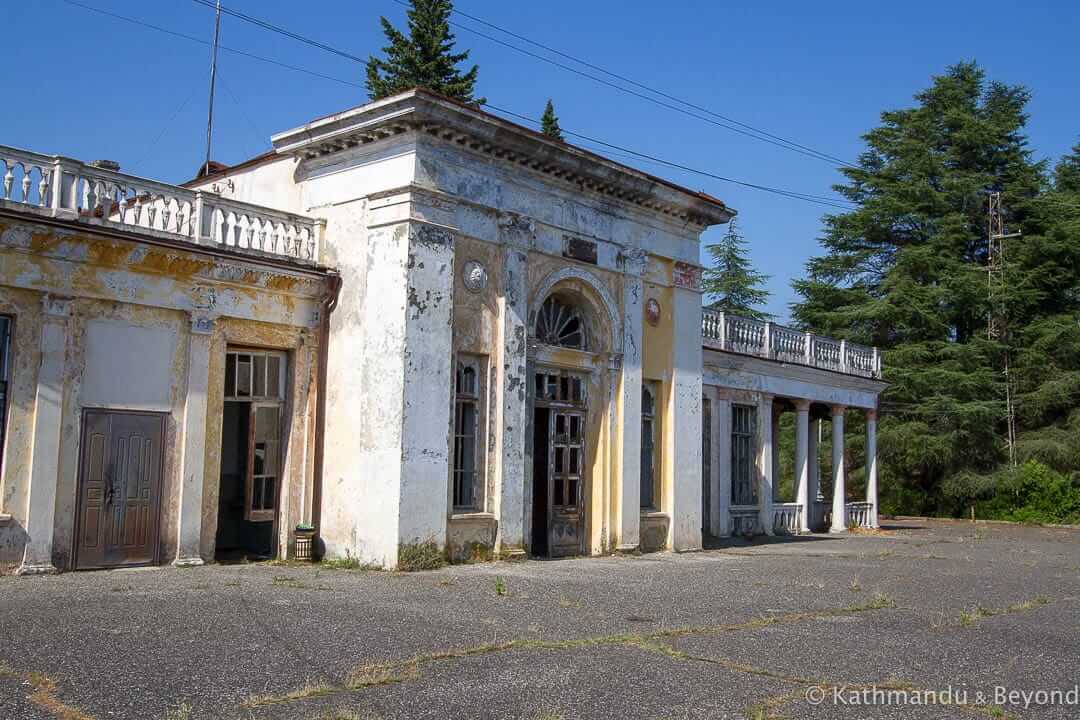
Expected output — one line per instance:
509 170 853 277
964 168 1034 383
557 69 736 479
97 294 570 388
702 219 772 320
541 99 563 141
792 62 1080 517
365 0 481 103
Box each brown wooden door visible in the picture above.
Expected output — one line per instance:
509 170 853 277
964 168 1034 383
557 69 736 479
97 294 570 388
548 410 584 557
75 410 165 569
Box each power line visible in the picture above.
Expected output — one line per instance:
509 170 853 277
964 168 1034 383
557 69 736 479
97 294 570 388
58 0 856 211
185 0 853 169
59 0 363 90
483 103 856 209
391 0 858 170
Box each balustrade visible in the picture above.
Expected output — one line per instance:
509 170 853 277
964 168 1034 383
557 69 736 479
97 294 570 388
1 145 322 263
702 307 881 378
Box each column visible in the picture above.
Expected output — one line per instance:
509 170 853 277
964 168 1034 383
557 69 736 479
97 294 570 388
757 394 774 536
494 236 530 556
794 400 811 533
616 250 645 550
174 314 214 566
771 408 782 502
18 296 72 575
808 417 821 530
866 408 879 528
830 404 847 533
669 281 703 551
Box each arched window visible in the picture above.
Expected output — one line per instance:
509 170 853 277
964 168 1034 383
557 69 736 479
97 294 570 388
535 296 587 350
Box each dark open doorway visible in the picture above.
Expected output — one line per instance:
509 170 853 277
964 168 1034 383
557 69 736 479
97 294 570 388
215 349 286 562
215 401 273 560
531 406 550 557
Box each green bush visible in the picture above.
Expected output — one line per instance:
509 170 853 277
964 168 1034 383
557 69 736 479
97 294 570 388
976 461 1080 525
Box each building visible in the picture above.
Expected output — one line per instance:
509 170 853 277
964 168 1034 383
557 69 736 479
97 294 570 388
0 89 885 573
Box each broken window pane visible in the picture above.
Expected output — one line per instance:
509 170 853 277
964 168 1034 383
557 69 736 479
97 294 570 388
236 355 252 397
267 356 281 399
253 354 266 397
224 353 236 397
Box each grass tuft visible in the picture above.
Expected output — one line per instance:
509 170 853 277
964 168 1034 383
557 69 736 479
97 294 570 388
397 542 446 572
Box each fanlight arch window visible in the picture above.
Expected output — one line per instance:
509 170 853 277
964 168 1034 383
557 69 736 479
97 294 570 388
535 296 587 350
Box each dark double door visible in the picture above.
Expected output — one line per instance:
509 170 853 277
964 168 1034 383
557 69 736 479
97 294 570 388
75 410 165 570
531 368 588 558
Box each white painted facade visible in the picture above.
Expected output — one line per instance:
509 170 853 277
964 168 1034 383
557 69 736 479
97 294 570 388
0 89 885 573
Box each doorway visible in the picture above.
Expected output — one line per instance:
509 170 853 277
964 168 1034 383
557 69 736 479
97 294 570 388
215 350 286 562
74 410 165 570
530 369 587 558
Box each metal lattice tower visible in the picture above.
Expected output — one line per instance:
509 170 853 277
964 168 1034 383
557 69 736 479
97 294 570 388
986 192 1020 465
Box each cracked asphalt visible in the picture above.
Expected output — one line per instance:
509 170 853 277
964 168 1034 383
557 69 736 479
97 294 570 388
1 519 1078 720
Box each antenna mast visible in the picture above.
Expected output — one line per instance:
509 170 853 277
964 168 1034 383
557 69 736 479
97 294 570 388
987 191 1021 466
202 0 223 176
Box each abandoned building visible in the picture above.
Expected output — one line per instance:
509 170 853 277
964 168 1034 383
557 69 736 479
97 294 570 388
0 89 885 573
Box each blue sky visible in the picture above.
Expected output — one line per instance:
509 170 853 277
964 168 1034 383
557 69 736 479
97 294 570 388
5 1 1078 321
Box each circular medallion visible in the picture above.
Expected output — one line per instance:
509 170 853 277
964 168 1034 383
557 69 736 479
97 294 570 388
462 261 488 293
645 298 662 327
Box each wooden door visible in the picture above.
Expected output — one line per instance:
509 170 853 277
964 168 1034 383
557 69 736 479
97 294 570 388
75 410 165 569
548 410 584 557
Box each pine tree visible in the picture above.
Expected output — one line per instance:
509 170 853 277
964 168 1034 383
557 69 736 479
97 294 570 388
702 219 772 320
541 99 563 141
789 61 1074 515
365 0 481 103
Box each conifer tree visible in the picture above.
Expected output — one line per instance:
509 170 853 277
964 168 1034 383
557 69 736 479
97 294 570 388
541 99 564 141
790 62 1079 515
365 0 481 103
702 219 772 320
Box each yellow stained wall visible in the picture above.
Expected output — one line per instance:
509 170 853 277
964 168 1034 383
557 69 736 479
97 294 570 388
641 257 675 550
0 219 324 568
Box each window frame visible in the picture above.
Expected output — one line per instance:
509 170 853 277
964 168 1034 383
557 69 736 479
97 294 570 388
224 349 287 523
731 404 757 505
640 381 661 511
451 355 487 512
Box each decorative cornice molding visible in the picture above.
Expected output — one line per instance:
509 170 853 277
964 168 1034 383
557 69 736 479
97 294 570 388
272 90 734 228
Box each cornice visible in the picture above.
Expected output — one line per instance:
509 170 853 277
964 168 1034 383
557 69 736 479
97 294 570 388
272 89 735 229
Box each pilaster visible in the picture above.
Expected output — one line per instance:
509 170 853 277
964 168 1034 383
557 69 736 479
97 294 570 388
711 393 732 536
493 213 532 557
17 295 71 575
669 271 703 551
174 314 214 567
398 221 455 552
617 249 646 550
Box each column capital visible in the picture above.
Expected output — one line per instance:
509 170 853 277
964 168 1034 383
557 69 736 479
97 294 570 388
189 313 216 335
795 398 812 412
42 294 73 319
866 408 878 422
621 247 648 277
831 404 847 417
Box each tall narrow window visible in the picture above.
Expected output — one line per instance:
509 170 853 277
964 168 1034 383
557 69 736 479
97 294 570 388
640 382 660 509
452 357 485 511
731 405 757 505
0 316 11 471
